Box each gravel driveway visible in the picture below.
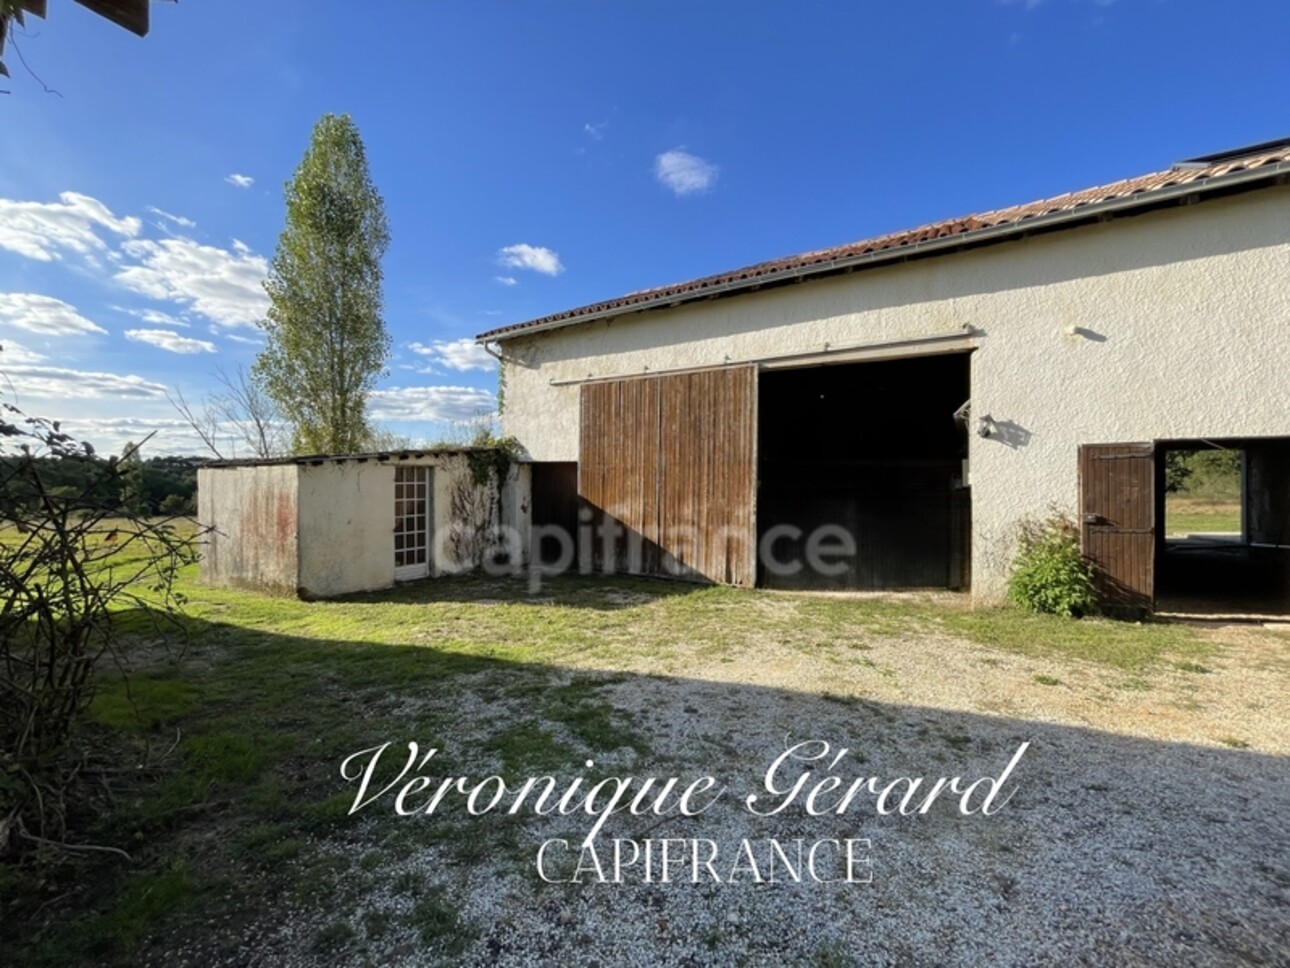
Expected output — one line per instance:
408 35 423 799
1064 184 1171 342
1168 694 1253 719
246 604 1290 967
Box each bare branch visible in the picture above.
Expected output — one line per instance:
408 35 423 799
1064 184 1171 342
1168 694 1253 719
167 386 226 460
3 28 62 97
16 818 133 861
1 397 207 847
211 364 287 459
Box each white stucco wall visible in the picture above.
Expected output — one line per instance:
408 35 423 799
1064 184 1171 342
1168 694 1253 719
432 452 489 575
296 461 397 598
502 462 533 567
429 453 531 574
296 454 511 595
498 187 1290 601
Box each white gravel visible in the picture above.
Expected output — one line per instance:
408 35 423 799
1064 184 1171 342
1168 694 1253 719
204 611 1290 967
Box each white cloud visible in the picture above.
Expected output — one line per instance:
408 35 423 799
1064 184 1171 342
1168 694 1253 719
125 328 217 354
497 243 564 276
0 340 48 365
584 121 606 141
224 332 264 345
56 416 216 457
0 190 141 262
494 275 518 287
368 385 495 422
115 238 269 328
998 0 1046 7
122 307 190 328
654 149 720 196
407 339 496 373
225 173 255 188
145 206 197 229
0 293 107 335
0 365 167 400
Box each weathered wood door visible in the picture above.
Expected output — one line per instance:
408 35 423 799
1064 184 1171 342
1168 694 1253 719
1079 442 1155 613
579 367 757 585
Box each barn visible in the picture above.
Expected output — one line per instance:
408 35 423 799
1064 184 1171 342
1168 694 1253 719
480 138 1290 614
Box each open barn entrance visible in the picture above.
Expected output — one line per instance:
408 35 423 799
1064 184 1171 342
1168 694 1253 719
757 352 971 590
1155 437 1290 617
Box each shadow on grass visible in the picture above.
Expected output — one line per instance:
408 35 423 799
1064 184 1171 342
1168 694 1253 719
338 569 709 610
3 578 1286 967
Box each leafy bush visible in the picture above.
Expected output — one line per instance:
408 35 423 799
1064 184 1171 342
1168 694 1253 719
1007 512 1099 617
1 401 202 852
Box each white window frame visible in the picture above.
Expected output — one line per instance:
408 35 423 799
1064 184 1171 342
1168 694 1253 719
393 465 431 581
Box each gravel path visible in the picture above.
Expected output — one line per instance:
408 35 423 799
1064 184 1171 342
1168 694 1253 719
246 613 1290 967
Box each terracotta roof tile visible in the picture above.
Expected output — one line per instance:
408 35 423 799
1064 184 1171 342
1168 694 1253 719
479 143 1290 342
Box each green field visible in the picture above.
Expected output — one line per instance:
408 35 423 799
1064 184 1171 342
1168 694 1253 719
1165 498 1241 536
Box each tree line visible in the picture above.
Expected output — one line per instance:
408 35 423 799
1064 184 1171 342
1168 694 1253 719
1 448 201 517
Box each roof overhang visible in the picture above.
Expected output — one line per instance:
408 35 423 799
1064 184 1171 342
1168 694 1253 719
202 447 494 470
477 153 1290 345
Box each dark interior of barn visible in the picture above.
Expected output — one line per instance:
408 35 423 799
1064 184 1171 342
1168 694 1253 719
757 352 971 590
1155 437 1290 617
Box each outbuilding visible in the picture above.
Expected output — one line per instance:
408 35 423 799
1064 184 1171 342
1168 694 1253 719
198 449 528 598
479 139 1290 613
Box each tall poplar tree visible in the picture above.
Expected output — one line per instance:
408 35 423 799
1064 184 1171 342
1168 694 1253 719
254 113 391 454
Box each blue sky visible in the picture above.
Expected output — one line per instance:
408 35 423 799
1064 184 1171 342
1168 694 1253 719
1 0 1287 455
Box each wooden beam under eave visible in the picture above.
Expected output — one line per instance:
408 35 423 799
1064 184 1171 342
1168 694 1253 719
74 0 149 37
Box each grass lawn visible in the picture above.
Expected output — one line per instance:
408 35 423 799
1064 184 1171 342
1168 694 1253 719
0 558 1270 965
1165 497 1241 535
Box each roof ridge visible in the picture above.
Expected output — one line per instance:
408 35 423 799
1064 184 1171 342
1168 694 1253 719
479 145 1290 342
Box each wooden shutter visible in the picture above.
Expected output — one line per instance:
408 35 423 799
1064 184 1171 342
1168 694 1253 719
1079 442 1155 614
580 367 757 586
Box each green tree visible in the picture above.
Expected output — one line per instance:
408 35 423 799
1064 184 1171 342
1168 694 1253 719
253 113 391 454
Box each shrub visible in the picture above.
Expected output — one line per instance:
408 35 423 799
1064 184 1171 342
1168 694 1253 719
1 401 202 852
1006 512 1099 617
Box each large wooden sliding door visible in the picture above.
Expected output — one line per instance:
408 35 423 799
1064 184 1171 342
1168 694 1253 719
579 367 757 586
1079 442 1155 614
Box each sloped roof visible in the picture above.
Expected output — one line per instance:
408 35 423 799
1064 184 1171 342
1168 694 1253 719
478 139 1290 343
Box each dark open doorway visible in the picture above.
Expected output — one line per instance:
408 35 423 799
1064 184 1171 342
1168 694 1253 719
757 352 971 590
1155 437 1290 617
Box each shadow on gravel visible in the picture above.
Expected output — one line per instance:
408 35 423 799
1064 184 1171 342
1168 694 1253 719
4 586 1287 968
